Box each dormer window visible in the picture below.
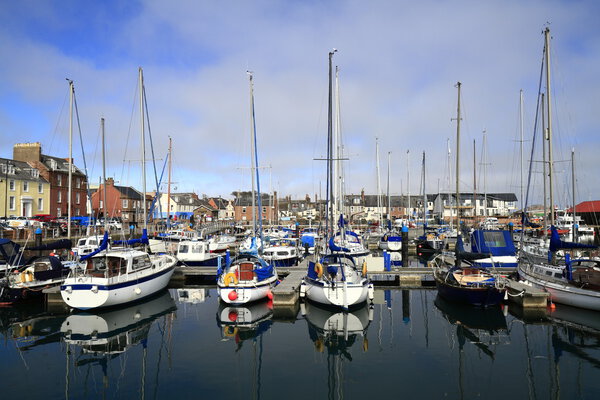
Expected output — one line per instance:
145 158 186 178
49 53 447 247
50 159 57 170
30 169 39 178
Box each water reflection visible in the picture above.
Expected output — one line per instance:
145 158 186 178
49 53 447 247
61 289 177 355
216 299 273 349
434 295 510 358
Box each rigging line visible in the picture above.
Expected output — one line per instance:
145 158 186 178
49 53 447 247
142 83 162 214
49 89 69 155
120 74 138 187
523 45 547 226
72 93 93 220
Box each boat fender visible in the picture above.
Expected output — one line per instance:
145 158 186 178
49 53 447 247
383 235 388 241
314 263 323 278
223 272 239 287
223 326 238 337
362 261 367 277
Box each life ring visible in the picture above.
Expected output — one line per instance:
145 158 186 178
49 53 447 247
223 272 239 287
362 261 367 277
223 326 238 337
314 263 323 278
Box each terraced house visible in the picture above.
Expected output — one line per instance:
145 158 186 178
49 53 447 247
13 142 88 218
0 158 50 218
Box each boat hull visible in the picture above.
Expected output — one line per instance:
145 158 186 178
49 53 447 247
518 264 600 311
435 279 505 307
61 264 175 310
217 277 277 305
301 277 374 309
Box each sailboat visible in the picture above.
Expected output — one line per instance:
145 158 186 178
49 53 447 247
216 72 278 305
378 149 402 251
517 28 600 311
431 82 507 307
300 50 374 310
60 69 178 310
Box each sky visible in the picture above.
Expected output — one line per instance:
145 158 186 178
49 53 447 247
1 0 599 209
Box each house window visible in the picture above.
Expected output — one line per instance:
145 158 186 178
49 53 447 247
123 199 128 208
242 207 246 213
57 175 62 186
9 180 15 191
99 200 103 210
9 196 15 210
38 198 43 211
75 208 80 216
262 207 266 213
76 178 81 188
38 183 43 193
76 192 80 204
57 207 61 217
57 190 62 203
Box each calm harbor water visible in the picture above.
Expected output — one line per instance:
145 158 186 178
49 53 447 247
1 287 599 400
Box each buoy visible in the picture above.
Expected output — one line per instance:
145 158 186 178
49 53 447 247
228 311 238 322
267 299 273 309
266 290 273 300
228 291 238 301
550 302 556 310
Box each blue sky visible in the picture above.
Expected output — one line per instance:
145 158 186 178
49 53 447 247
1 0 599 209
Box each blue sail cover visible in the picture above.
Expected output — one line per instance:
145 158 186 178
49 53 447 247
549 225 597 252
80 232 109 261
113 229 150 246
470 230 516 257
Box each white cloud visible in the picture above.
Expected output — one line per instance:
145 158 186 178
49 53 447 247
0 0 599 209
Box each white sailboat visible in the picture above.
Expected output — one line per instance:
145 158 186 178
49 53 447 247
61 69 177 310
216 72 278 305
300 50 374 310
517 28 600 311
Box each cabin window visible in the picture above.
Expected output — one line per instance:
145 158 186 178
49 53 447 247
132 255 151 270
277 251 288 256
545 270 553 276
554 273 562 278
179 245 189 254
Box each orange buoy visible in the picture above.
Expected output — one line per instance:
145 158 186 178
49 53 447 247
228 311 238 322
228 291 238 301
266 290 273 300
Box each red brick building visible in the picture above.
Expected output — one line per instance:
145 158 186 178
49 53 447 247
91 178 148 225
13 142 88 218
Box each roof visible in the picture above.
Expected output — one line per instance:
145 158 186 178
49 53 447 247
41 154 86 176
0 158 49 183
115 185 144 200
568 201 600 213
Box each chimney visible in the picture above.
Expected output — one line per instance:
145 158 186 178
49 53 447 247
361 188 365 204
106 177 115 186
305 193 310 202
13 142 42 163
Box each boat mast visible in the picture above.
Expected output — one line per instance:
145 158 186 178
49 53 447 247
544 28 555 227
571 148 576 242
327 50 337 237
248 71 263 240
139 67 147 230
473 139 476 222
387 151 391 223
483 130 488 218
248 72 257 235
454 82 462 229
541 93 547 235
67 79 74 240
519 89 525 212
101 118 108 233
422 151 426 226
376 138 382 228
167 137 172 228
406 150 410 222
334 66 342 217
446 139 452 225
